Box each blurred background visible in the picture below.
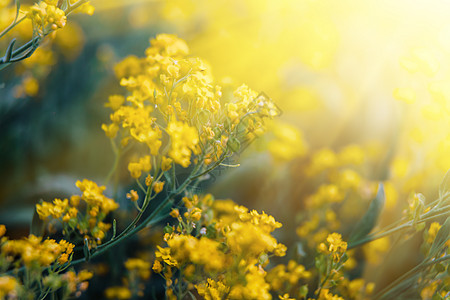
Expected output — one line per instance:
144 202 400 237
1 0 449 297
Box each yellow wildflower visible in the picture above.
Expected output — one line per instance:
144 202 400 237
28 1 66 36
125 258 151 280
426 222 442 244
167 121 200 168
105 286 132 299
0 276 17 299
126 190 139 202
153 181 165 193
318 288 344 300
161 156 173 171
145 175 153 186
152 260 163 273
102 123 119 139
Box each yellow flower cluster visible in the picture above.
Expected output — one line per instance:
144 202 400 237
103 34 280 179
267 120 307 162
25 0 94 38
0 276 18 299
318 233 348 263
128 155 152 179
153 194 286 299
167 121 200 167
0 224 94 298
1 235 74 267
266 260 312 293
28 0 67 36
105 286 132 300
336 278 375 300
294 145 375 252
105 257 151 299
317 288 345 300
60 270 93 298
124 258 151 280
36 179 119 246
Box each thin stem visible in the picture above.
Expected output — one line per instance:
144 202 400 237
136 179 146 194
0 15 26 39
374 255 450 300
190 150 229 181
0 0 88 69
105 138 120 186
348 205 450 249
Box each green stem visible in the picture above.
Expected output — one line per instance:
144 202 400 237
105 138 120 186
374 255 450 300
189 150 229 181
348 205 450 249
0 15 26 40
136 179 146 194
0 0 88 69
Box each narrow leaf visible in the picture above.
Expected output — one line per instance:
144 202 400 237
5 39 16 62
349 183 385 244
439 169 450 201
111 219 116 240
83 238 90 262
14 0 21 24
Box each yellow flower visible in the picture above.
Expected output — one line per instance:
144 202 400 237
196 279 229 300
105 95 125 111
170 208 180 218
153 181 165 194
318 288 344 300
77 270 93 282
426 222 442 244
268 121 307 162
23 76 39 97
0 276 17 299
102 123 119 139
308 148 337 174
155 246 178 266
167 121 200 168
184 207 202 222
324 233 347 262
2 235 74 267
105 286 132 299
0 225 5 237
128 156 152 179
279 294 295 300
152 260 163 273
28 2 67 35
126 190 139 202
125 258 151 280
161 156 173 171
145 175 153 186
128 162 142 179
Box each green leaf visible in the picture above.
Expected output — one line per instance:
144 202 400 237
5 39 16 62
83 238 90 262
429 217 450 258
14 0 21 24
112 219 116 240
349 183 385 244
439 169 450 201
